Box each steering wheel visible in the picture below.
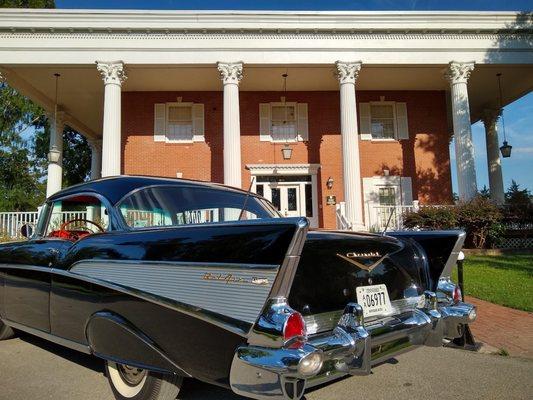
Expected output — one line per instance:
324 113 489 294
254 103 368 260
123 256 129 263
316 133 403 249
57 218 105 241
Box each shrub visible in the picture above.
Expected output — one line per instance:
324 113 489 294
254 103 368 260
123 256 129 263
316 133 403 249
402 196 503 249
403 206 457 230
456 197 502 249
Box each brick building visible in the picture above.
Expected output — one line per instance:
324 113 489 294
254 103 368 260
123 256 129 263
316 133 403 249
1 9 531 230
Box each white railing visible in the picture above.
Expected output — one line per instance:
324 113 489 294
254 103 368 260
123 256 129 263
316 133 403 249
0 210 88 240
368 204 419 232
0 211 39 239
335 201 446 232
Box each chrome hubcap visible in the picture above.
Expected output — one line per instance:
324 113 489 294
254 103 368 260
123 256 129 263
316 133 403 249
117 364 147 386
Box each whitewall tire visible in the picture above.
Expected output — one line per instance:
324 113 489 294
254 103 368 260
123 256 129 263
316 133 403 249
0 321 15 340
106 361 182 400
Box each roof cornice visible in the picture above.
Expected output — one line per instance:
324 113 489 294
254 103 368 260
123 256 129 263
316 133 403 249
0 9 530 33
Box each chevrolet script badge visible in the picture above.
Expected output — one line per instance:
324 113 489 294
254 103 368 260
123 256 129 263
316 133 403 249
336 251 386 272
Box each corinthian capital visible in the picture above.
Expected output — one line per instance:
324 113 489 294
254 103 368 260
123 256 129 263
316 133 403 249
217 61 243 85
482 108 501 129
335 61 362 85
445 61 475 85
96 61 127 85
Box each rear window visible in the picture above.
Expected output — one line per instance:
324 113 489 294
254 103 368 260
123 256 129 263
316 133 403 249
118 185 278 228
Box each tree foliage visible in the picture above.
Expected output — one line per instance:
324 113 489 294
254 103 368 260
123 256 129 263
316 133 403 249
0 0 54 8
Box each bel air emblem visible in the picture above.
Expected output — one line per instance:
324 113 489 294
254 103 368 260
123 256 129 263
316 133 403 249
336 251 386 272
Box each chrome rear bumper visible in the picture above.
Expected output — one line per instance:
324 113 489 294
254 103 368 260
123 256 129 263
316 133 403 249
229 292 476 400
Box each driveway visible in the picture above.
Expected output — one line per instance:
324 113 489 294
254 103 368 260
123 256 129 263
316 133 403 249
1 333 532 400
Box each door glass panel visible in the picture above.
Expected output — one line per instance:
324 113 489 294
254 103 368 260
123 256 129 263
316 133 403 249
305 184 313 217
256 184 264 197
378 187 396 205
287 188 298 211
271 188 281 211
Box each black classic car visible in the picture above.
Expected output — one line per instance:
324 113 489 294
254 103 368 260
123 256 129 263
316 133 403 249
0 176 476 400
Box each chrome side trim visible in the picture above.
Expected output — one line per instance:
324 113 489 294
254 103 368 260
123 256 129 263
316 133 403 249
0 262 258 336
1 318 91 354
70 260 279 325
269 217 309 298
441 231 466 278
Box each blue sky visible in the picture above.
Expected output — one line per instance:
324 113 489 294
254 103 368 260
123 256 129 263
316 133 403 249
55 0 533 193
56 0 532 11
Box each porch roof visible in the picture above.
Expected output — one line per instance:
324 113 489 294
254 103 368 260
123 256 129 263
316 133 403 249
0 9 531 140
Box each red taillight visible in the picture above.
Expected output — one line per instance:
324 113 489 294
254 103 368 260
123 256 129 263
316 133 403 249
284 312 306 341
453 286 462 303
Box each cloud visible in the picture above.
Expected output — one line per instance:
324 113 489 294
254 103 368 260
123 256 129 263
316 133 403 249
512 146 533 154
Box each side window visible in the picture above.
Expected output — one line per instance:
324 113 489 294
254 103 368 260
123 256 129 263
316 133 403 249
119 186 277 229
45 195 110 240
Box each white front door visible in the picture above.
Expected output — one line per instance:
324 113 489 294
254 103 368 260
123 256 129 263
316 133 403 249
270 184 301 218
253 176 318 228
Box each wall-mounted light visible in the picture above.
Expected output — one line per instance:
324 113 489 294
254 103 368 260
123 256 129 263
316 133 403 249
281 144 293 160
383 169 390 176
326 177 334 189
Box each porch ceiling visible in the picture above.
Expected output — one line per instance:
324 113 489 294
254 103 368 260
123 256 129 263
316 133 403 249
3 64 532 138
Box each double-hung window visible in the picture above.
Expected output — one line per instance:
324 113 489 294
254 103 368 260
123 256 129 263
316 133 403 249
259 102 308 142
359 101 409 141
153 101 205 143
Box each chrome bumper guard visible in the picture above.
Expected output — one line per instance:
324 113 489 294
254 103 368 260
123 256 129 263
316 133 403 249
230 292 476 400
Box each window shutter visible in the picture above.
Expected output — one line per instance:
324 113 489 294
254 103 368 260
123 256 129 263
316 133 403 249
259 103 271 141
297 103 309 141
192 103 205 142
395 102 409 140
359 102 372 140
154 103 166 142
400 177 413 205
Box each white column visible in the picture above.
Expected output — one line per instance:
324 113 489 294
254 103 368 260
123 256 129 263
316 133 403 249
482 109 505 204
96 61 127 177
89 139 102 180
335 61 364 230
46 111 66 197
217 61 243 188
445 61 478 200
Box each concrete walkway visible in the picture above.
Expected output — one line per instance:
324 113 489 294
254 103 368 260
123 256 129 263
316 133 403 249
466 296 533 358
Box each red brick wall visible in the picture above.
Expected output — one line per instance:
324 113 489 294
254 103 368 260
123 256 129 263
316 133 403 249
122 90 452 229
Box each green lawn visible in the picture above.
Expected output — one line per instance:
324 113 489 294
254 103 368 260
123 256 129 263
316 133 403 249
452 253 533 312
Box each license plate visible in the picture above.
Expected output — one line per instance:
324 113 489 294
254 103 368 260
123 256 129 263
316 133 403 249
356 284 392 318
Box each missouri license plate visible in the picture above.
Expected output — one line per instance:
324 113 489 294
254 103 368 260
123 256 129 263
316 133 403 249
356 284 392 318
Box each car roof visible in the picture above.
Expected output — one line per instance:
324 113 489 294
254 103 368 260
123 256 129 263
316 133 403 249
47 175 252 205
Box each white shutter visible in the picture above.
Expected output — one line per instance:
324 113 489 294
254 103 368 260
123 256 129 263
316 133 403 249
395 102 409 140
359 102 372 140
192 103 205 142
259 103 271 142
400 177 413 205
154 103 166 142
297 103 309 141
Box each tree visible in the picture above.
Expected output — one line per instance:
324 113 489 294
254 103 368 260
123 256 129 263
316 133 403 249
505 180 531 206
479 185 491 199
0 0 54 8
34 126 92 188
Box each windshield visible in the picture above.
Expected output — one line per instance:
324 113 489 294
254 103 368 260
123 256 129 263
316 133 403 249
118 185 279 228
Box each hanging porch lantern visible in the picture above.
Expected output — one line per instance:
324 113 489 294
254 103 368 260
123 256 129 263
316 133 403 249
500 141 512 158
496 73 512 158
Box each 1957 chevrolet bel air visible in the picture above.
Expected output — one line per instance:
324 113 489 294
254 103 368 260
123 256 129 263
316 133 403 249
0 176 476 400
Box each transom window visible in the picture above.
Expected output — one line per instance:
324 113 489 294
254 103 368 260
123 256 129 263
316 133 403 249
370 104 395 139
167 104 193 141
271 104 297 141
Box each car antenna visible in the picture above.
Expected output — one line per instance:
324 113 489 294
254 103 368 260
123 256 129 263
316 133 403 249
381 208 395 236
238 176 256 221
